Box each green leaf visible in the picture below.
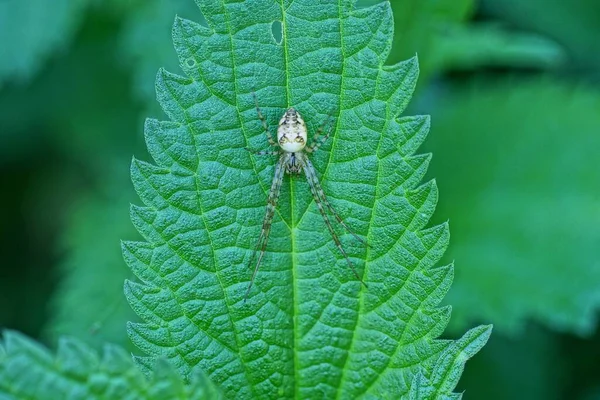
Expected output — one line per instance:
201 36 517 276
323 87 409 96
125 0 491 398
44 189 137 351
30 14 148 347
0 330 224 399
0 11 142 163
481 0 600 77
427 78 600 335
0 0 89 87
431 23 565 72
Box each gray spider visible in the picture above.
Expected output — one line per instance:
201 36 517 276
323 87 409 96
245 94 368 300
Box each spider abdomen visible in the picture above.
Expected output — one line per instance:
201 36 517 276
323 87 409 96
277 108 307 153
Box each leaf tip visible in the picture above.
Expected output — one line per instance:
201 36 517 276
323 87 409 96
462 324 494 354
130 155 140 170
440 219 450 231
155 67 173 87
172 14 187 36
481 324 494 336
144 117 159 130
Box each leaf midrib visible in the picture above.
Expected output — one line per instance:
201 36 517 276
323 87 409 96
215 1 404 397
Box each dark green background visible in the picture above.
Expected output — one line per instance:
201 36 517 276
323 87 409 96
1 0 599 398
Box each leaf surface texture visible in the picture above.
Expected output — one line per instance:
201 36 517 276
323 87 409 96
124 0 491 398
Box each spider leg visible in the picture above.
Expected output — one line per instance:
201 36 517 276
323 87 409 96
304 158 369 247
245 156 286 301
306 114 334 153
252 92 277 147
245 148 280 156
302 161 368 287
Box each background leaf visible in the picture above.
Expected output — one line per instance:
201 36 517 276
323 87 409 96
430 23 565 72
15 13 147 349
481 0 600 78
45 189 137 351
425 78 600 335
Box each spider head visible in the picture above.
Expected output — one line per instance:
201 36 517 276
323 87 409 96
277 108 307 153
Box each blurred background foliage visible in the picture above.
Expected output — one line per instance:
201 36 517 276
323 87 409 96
0 0 598 398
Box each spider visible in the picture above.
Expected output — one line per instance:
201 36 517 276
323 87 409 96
244 94 368 300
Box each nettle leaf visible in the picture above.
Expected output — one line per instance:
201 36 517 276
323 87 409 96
0 331 223 399
124 0 491 398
